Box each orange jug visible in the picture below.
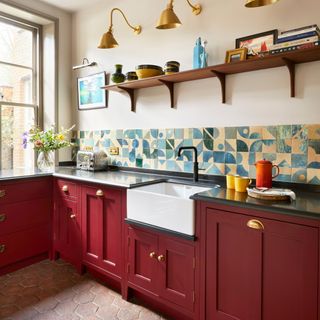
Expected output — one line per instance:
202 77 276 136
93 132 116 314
255 159 279 188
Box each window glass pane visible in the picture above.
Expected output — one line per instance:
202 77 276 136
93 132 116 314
0 21 33 67
0 65 33 104
1 105 35 170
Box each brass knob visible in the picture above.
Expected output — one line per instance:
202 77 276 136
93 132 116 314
247 219 264 230
0 244 5 253
62 185 68 192
70 214 76 219
0 214 6 222
96 189 104 197
149 252 157 259
0 190 5 198
157 255 165 262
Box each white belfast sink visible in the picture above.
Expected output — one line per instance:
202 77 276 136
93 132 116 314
127 182 212 236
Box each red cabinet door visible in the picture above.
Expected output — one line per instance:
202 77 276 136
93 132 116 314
82 185 122 279
205 208 319 320
206 208 262 320
53 197 80 263
128 227 159 294
158 236 195 311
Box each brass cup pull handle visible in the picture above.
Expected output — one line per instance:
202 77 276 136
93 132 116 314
149 252 157 259
96 189 104 197
0 190 6 198
0 214 6 222
0 244 5 253
70 214 76 219
247 219 264 230
157 255 165 262
62 185 68 192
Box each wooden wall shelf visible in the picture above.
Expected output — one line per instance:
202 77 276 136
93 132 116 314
102 46 320 112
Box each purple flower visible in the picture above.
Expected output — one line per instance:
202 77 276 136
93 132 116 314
22 131 28 149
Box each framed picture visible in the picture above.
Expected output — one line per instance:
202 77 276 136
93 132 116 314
235 29 278 56
77 72 108 110
225 48 248 63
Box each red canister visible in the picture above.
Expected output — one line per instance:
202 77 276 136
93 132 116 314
255 159 279 188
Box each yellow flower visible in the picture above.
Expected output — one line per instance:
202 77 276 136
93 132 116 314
57 134 65 141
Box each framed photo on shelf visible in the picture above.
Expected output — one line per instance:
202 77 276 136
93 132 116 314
77 72 108 110
235 29 278 56
225 47 248 63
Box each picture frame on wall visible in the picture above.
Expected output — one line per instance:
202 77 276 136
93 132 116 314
235 29 278 56
77 72 108 110
225 47 248 63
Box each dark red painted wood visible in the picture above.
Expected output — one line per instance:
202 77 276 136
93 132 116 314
81 185 122 279
206 208 262 320
158 236 195 312
0 199 50 235
128 226 159 294
0 224 50 267
204 205 319 320
56 179 78 200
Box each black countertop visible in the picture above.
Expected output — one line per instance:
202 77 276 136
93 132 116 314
191 187 320 220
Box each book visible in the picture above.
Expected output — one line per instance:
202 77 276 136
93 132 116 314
278 24 319 38
271 36 319 50
269 40 319 55
276 31 320 43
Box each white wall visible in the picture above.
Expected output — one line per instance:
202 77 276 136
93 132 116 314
72 0 320 131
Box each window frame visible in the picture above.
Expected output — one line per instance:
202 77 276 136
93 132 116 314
0 13 42 169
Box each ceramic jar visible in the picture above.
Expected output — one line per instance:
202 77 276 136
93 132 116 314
111 64 125 83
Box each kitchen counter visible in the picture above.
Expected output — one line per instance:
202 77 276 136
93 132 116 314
0 168 52 181
191 187 320 220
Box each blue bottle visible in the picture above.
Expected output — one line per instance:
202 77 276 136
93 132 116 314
193 37 203 69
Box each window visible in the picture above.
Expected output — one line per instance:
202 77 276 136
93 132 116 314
0 15 40 170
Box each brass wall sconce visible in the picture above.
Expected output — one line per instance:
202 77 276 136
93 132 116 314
245 0 280 7
156 0 202 30
72 58 97 70
98 8 141 49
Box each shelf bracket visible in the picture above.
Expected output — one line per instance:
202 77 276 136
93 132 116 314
158 80 175 108
117 86 136 112
211 70 226 103
282 58 296 98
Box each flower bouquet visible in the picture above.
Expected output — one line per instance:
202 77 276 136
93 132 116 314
23 125 75 171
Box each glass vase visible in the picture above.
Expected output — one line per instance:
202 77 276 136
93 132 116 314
37 151 55 172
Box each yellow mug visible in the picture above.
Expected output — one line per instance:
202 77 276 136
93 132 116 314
226 174 239 189
234 176 252 193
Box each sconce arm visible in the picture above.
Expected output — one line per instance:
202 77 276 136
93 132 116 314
109 8 141 35
185 0 202 15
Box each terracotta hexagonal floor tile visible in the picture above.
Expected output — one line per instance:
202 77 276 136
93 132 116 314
54 300 78 316
117 307 140 320
34 298 59 313
75 302 98 318
73 290 95 304
93 290 115 307
96 304 119 319
0 305 20 318
16 294 39 308
8 306 39 320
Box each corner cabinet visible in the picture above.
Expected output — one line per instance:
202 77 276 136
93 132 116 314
81 184 125 282
199 201 319 320
102 46 320 112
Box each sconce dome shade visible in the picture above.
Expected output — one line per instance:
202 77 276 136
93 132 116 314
245 0 280 7
98 30 118 49
156 7 182 29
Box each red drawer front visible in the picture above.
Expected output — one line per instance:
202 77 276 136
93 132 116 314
0 224 50 268
0 198 51 236
56 179 78 199
0 178 51 205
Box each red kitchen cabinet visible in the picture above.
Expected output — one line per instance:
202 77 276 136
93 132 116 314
127 226 196 315
0 178 52 274
81 185 123 281
52 179 82 273
203 205 319 320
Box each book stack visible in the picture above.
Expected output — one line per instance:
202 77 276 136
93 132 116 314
270 24 320 55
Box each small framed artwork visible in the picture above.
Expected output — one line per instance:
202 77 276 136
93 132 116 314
225 47 248 63
235 29 278 56
77 72 108 110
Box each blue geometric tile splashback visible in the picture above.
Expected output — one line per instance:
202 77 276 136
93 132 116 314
77 124 320 185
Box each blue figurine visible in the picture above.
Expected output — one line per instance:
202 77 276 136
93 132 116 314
193 37 204 69
200 40 208 68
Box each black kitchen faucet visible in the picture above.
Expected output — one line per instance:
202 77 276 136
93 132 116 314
177 146 199 182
